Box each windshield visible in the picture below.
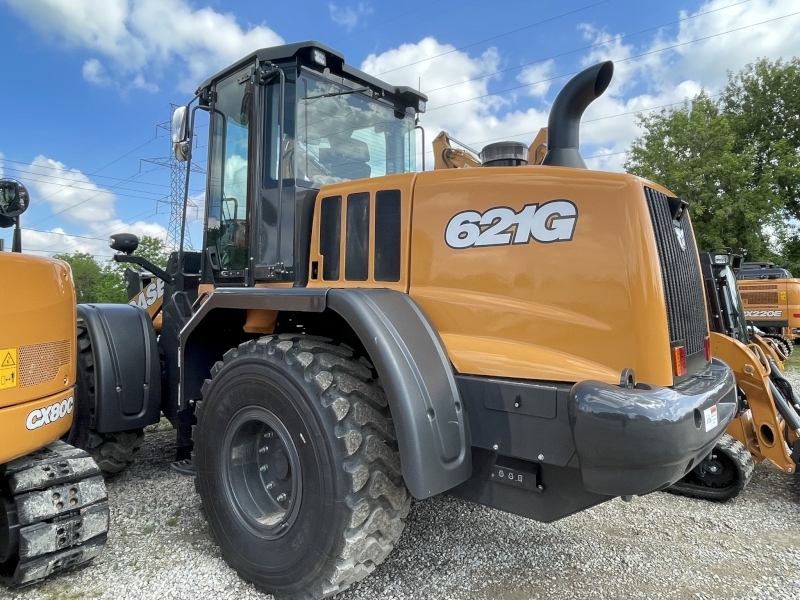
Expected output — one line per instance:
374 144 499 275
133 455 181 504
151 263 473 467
295 71 416 188
720 266 750 342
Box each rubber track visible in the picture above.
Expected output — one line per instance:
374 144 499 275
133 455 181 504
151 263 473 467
764 333 793 358
666 434 755 502
195 334 410 599
0 440 109 587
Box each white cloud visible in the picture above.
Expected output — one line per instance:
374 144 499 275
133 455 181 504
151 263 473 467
19 156 117 223
2 0 284 92
517 60 555 97
579 0 800 170
328 2 372 31
362 38 550 164
360 1 800 172
82 58 112 86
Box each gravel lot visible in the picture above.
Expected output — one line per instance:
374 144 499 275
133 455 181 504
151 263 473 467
5 372 800 600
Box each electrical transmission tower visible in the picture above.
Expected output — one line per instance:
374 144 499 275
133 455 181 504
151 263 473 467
141 104 205 251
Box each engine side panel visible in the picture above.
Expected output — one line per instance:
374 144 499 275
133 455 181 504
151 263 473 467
0 253 76 410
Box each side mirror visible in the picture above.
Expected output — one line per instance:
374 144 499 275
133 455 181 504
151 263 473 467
109 233 140 255
172 105 189 162
0 179 30 222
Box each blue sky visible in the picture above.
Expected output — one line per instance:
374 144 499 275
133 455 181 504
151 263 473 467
1 0 798 259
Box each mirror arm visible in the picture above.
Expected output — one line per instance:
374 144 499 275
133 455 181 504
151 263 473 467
12 218 21 253
113 254 173 284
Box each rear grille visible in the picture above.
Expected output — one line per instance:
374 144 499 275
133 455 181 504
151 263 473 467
740 291 778 305
740 284 778 290
644 187 708 356
19 340 71 387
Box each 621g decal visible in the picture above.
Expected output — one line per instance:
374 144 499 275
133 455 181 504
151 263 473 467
445 200 578 249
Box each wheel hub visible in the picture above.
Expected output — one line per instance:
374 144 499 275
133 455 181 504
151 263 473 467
224 408 302 538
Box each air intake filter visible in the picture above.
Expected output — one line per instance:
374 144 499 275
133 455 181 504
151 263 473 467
480 142 529 167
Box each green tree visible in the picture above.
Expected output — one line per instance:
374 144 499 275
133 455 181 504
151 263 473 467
625 58 800 270
54 252 126 303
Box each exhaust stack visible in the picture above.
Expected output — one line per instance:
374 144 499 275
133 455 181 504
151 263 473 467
542 61 614 169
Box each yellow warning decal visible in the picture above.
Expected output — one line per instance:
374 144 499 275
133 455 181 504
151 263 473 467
780 291 787 301
0 347 18 390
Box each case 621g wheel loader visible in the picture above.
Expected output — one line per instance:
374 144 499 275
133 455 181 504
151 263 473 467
0 180 109 588
81 43 736 598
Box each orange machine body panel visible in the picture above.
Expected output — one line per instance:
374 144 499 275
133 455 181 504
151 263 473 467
0 252 77 464
309 166 685 388
738 277 800 336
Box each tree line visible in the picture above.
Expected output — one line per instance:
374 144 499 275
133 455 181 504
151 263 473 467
54 236 170 304
626 57 800 273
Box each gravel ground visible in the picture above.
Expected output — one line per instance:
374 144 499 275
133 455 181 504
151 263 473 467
5 371 800 600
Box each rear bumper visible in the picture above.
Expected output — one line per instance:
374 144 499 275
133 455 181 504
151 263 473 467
569 359 736 496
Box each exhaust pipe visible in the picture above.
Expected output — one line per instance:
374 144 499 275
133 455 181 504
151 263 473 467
542 61 614 169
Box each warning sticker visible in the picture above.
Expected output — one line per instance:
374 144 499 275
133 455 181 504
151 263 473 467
704 405 718 432
0 347 18 390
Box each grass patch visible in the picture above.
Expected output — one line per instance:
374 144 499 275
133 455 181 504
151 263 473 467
141 524 155 535
144 416 174 433
165 517 179 527
785 350 800 372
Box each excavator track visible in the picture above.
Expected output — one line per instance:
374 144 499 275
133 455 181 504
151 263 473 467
0 440 109 588
764 333 793 358
666 434 755 502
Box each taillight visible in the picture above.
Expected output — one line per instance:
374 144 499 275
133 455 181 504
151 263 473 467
672 345 687 377
704 336 711 362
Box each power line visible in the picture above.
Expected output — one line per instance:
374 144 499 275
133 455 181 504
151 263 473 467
426 11 800 112
376 0 613 76
30 134 166 208
5 171 167 201
422 0 754 94
0 157 174 189
26 168 163 228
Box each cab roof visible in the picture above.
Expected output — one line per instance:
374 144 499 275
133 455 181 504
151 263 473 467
196 41 427 110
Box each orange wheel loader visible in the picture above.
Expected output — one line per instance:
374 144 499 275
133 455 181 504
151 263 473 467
77 45 737 599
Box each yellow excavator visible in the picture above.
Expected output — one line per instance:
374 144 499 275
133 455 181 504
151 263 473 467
0 179 109 587
667 250 800 500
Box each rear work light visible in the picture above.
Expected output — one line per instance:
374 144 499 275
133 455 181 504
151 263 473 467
672 345 687 377
704 336 711 362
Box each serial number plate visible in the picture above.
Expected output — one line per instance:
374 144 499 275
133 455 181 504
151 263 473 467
491 464 541 492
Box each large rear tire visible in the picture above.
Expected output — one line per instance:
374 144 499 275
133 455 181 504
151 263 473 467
64 321 144 476
194 334 409 600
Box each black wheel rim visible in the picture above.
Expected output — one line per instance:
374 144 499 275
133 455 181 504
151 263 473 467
695 451 736 488
222 406 303 539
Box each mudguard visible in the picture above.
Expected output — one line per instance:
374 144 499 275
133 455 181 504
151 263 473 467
179 287 471 499
77 304 161 433
328 289 471 499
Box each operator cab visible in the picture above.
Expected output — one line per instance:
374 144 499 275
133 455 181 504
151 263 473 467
179 42 426 287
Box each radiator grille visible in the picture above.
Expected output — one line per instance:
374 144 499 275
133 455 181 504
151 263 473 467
19 340 71 387
739 284 778 290
645 187 708 356
740 291 779 305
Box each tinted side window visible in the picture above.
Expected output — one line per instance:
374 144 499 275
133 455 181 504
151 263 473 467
374 190 401 282
320 196 342 280
345 192 370 281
